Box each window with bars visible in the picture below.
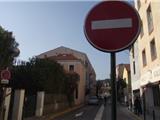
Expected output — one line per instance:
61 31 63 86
69 65 74 71
150 39 157 61
147 5 154 34
137 0 141 10
142 49 147 67
133 61 136 74
132 47 135 59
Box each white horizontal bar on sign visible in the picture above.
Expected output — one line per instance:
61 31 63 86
91 18 132 30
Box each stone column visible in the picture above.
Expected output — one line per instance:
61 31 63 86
4 88 12 120
12 89 25 120
35 91 45 117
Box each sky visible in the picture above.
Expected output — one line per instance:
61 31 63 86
0 0 131 80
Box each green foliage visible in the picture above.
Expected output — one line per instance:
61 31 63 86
12 57 80 106
11 58 66 95
96 80 103 94
117 78 127 102
117 78 127 89
64 72 80 106
0 26 19 69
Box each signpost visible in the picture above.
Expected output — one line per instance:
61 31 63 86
1 69 11 84
84 1 141 120
0 69 11 120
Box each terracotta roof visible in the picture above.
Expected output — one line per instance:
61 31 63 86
49 53 79 61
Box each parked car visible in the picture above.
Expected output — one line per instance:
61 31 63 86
88 96 99 105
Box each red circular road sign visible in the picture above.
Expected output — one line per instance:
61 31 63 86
84 1 141 52
1 69 11 80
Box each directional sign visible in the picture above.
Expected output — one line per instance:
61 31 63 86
84 1 141 52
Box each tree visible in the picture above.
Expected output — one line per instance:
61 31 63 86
65 72 80 106
11 58 66 95
117 78 127 102
0 26 19 69
0 26 19 120
12 57 80 105
96 80 103 96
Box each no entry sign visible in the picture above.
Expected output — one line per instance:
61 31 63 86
1 69 11 80
84 1 141 52
1 69 11 84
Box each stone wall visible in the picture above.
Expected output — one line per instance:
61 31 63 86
43 94 69 115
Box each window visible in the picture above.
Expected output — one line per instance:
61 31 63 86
147 5 154 34
140 21 144 38
150 39 157 61
137 0 141 10
69 65 74 71
132 47 135 59
142 49 147 67
44 55 47 58
133 61 136 74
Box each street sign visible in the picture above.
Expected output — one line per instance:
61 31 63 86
1 69 11 84
1 79 9 84
84 1 141 52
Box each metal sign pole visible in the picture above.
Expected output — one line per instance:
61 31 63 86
111 52 117 120
0 87 5 120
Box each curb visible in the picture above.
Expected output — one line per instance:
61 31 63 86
46 104 84 120
127 109 143 120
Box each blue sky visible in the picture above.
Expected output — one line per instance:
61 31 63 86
0 1 130 80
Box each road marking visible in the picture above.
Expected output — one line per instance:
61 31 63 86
75 111 83 117
94 105 104 120
91 18 132 30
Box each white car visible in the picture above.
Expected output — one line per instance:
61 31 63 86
88 96 99 105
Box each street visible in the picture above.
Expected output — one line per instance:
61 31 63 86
54 100 140 120
54 104 102 120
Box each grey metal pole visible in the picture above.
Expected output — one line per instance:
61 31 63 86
111 52 117 120
0 87 5 120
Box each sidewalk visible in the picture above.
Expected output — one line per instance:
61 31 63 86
123 105 160 120
122 105 143 120
126 105 160 120
24 104 84 120
102 102 143 120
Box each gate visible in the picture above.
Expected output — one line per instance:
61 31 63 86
23 94 36 118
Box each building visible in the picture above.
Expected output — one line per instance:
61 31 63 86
129 40 141 102
130 0 160 118
116 64 125 79
37 46 96 105
96 79 111 98
122 64 131 105
116 64 131 104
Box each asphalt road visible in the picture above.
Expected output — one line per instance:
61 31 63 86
53 104 102 120
53 101 141 120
